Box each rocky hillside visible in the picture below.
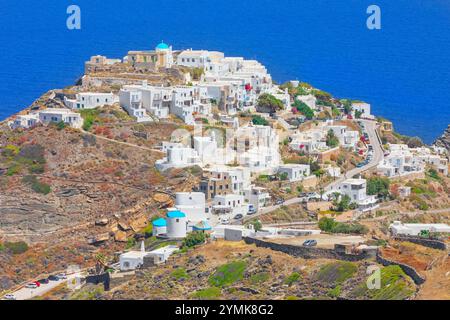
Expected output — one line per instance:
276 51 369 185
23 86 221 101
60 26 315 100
434 124 450 152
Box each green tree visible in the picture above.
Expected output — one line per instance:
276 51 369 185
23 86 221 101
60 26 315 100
367 177 390 199
251 115 269 126
318 217 337 232
326 129 339 148
293 100 314 119
257 94 284 113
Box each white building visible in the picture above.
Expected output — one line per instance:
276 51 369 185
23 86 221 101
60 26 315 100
244 186 271 212
389 221 450 236
38 108 83 129
9 114 39 129
173 192 208 223
213 194 247 217
296 94 317 110
290 129 328 153
330 178 379 212
64 92 118 110
166 210 188 239
352 102 373 119
119 241 147 271
377 144 425 178
120 83 173 121
119 88 153 122
235 124 281 173
152 218 167 237
326 125 360 149
170 86 211 125
145 245 179 265
278 164 311 182
155 146 201 171
325 165 341 178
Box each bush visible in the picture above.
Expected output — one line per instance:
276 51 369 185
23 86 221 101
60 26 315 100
251 115 269 126
250 272 270 284
316 262 357 285
22 175 51 195
172 268 190 280
182 231 207 248
367 177 390 199
257 93 284 112
209 261 247 287
192 287 221 299
284 272 301 286
293 100 314 119
318 217 368 234
4 241 29 255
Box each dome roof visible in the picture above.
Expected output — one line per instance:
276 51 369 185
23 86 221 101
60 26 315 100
152 218 167 227
156 41 169 50
193 220 212 231
167 210 186 219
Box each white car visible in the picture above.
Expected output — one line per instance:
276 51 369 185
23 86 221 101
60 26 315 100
3 294 16 300
220 217 230 225
57 273 67 280
25 283 38 289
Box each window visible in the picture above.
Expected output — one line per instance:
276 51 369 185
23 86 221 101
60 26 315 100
176 219 179 223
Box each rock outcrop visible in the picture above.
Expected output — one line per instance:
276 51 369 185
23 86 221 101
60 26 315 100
433 124 450 152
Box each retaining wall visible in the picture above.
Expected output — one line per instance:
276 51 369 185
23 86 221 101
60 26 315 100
393 236 447 251
243 237 372 261
376 253 426 285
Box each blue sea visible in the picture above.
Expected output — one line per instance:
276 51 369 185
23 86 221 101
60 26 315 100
1 0 449 143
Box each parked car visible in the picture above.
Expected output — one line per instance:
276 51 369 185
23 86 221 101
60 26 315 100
38 278 49 284
302 240 318 247
247 209 257 215
233 214 244 220
3 294 16 300
356 163 365 168
48 275 59 281
275 198 285 205
56 273 67 280
25 283 38 289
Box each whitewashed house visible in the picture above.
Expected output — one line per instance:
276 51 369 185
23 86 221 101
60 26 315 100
173 192 208 223
64 92 118 110
119 88 153 122
377 144 424 177
213 194 247 217
326 125 360 149
10 114 40 129
244 186 271 212
170 86 211 125
155 146 201 171
352 102 373 119
278 164 311 182
389 221 450 236
38 108 83 129
296 94 317 110
330 178 379 212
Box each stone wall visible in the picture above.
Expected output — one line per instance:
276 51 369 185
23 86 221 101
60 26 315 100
376 253 426 285
393 236 447 251
243 237 372 261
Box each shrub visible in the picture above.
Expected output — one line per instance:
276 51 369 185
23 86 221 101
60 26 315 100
293 100 314 119
250 272 270 284
367 177 390 199
284 272 301 286
172 268 190 280
257 93 284 113
209 261 247 287
22 175 51 195
192 287 221 299
326 129 339 148
182 231 207 248
318 217 368 234
4 241 29 255
252 115 269 126
316 262 357 285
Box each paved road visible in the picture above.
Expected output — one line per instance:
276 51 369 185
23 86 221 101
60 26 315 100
7 274 78 300
243 120 384 222
325 119 384 191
